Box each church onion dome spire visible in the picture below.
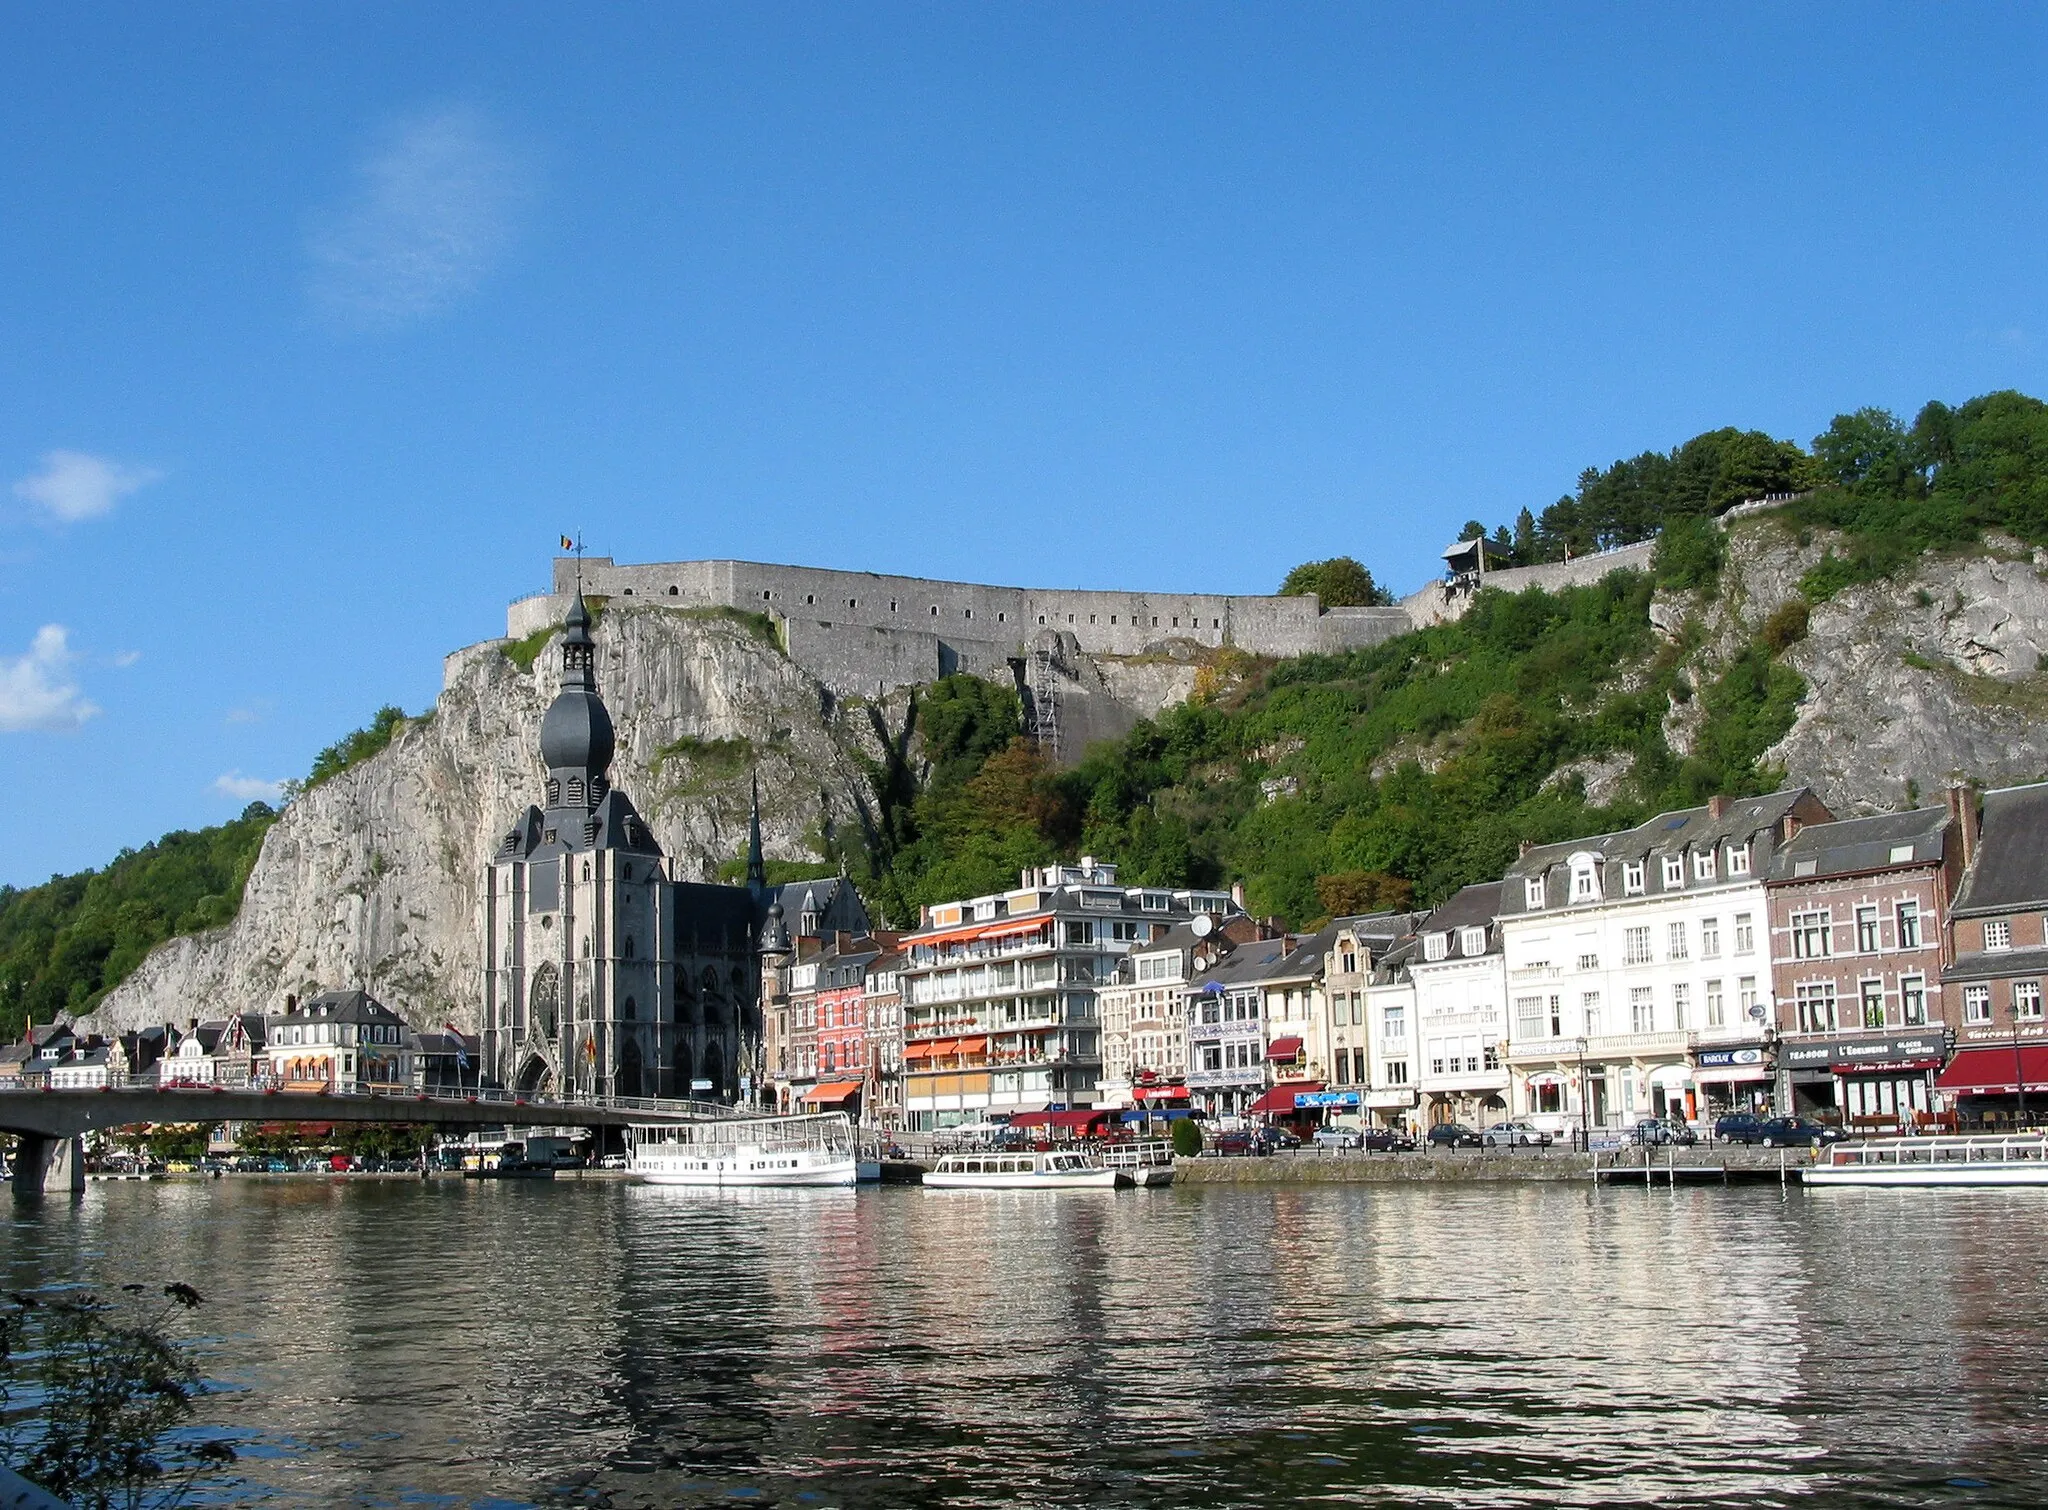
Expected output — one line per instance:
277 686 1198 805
538 589 615 809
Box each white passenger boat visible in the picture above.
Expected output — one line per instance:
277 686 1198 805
925 1148 1131 1190
628 1112 857 1187
1803 1132 2048 1187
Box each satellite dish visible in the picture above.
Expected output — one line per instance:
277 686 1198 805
1191 914 1215 938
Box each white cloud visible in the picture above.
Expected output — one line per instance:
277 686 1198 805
307 104 533 330
0 625 99 732
13 450 163 522
224 705 262 724
213 770 286 803
111 650 142 668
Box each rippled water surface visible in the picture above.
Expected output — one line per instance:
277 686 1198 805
8 1178 2048 1507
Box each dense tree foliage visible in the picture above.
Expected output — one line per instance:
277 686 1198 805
0 803 277 1038
1277 557 1393 607
850 572 1807 928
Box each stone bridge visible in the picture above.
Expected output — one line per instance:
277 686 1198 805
2 1084 732 1196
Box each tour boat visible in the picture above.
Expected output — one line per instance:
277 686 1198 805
627 1112 858 1187
925 1148 1131 1190
1803 1132 2048 1187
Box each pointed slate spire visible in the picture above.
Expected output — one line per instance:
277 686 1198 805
745 772 768 905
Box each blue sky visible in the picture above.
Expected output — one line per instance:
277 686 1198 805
2 5 2045 885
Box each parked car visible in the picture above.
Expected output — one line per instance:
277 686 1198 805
1427 1122 1483 1149
1630 1117 1698 1147
1361 1128 1417 1152
1208 1130 1270 1157
1756 1116 1845 1148
1263 1127 1301 1152
1482 1120 1553 1148
264 1157 293 1173
1714 1112 1772 1143
1312 1127 1363 1151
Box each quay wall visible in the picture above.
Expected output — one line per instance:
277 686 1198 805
1175 1144 1808 1184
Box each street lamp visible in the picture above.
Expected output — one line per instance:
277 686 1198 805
1574 1036 1590 1154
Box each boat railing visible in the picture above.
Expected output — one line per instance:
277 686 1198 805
1099 1139 1175 1170
1825 1133 2048 1167
631 1110 856 1155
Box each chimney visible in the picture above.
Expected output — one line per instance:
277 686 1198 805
1947 781 1980 869
1518 839 1535 859
836 929 855 955
1230 880 1247 909
1708 794 1731 821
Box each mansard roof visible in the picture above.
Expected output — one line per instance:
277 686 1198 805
270 989 407 1027
1414 882 1504 961
1768 806 1949 884
1952 782 2048 917
1501 788 1828 916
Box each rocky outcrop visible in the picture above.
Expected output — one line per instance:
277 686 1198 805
86 607 889 1036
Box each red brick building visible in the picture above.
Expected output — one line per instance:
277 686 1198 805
1938 782 2048 1124
1765 801 1963 1129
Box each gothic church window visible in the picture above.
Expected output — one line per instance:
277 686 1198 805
530 965 561 1040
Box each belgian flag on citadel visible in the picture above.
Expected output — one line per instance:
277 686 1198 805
559 534 574 550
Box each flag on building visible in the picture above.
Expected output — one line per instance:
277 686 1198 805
559 534 575 550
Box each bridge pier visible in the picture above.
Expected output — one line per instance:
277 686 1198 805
11 1133 86 1198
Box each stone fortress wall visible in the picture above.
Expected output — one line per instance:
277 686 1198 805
502 539 1659 713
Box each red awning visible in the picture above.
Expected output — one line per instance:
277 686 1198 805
982 917 1050 940
1936 1044 2048 1095
913 922 990 948
1134 1084 1189 1101
1267 1036 1304 1062
1248 1081 1322 1114
903 1041 934 1062
954 1035 990 1055
804 1081 863 1105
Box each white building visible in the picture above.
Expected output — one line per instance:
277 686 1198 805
1363 949 1421 1132
1497 790 1831 1136
898 860 1237 1129
1407 883 1511 1130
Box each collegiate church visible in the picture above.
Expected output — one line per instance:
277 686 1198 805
478 591 784 1102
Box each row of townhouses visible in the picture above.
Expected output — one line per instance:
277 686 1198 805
1 991 479 1096
759 782 2048 1137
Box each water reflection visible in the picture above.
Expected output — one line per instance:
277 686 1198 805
7 1180 2047 1507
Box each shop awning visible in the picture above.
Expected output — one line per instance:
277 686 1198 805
1134 1084 1190 1101
1936 1044 2048 1095
1267 1036 1304 1062
1121 1107 1193 1121
1524 1071 1568 1088
1015 1108 1108 1130
1248 1080 1322 1114
804 1081 863 1105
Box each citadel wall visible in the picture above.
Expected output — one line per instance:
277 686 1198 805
503 541 1658 708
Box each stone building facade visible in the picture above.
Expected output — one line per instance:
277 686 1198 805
480 591 770 1102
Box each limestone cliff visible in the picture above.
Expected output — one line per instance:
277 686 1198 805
83 531 2048 1036
87 606 890 1036
1678 518 2048 814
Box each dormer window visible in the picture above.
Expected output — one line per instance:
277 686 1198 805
1460 926 1487 956
1423 933 1449 962
1662 856 1685 888
1726 843 1751 876
1525 877 1546 910
1693 850 1715 881
1986 920 2013 952
1570 866 1599 904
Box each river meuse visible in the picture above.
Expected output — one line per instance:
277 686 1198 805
9 1177 2047 1507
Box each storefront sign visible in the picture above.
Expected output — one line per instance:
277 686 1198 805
1781 1031 1948 1072
1294 1090 1362 1108
1695 1046 1767 1068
